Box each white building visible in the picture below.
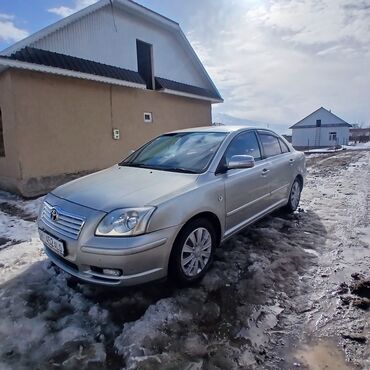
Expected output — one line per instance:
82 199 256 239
290 107 351 149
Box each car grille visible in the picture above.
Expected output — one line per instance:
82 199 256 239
41 201 85 240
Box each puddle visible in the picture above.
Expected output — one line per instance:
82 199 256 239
294 339 355 370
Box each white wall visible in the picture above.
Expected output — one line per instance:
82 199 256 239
31 6 210 89
292 126 350 147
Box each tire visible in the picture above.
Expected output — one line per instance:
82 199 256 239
286 178 302 212
169 218 217 285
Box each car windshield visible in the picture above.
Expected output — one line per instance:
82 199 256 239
120 131 227 173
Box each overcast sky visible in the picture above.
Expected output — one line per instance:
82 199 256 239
0 0 369 132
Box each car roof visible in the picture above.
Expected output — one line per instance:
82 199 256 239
169 125 264 134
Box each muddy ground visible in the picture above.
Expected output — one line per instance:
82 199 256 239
0 150 369 370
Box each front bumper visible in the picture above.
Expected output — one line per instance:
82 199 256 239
38 194 180 286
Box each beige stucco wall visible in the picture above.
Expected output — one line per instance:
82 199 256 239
0 70 21 193
0 69 212 196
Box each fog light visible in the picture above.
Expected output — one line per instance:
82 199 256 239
102 268 122 277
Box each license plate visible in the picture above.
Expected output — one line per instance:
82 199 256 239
39 229 66 257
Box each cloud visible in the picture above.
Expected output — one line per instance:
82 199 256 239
187 0 370 129
0 13 29 42
48 0 98 18
246 0 370 47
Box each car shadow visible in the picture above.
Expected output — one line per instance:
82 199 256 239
0 207 327 369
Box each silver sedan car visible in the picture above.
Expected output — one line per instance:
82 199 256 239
38 126 306 286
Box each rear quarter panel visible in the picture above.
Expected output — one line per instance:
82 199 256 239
294 151 307 185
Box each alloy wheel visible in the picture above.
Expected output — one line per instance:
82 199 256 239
290 181 301 210
180 227 212 277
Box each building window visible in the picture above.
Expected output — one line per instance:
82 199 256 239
329 132 337 141
144 112 153 123
316 119 321 127
136 40 154 90
0 109 5 157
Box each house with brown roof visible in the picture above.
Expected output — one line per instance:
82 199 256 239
0 0 222 197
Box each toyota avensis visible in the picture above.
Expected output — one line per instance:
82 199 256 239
38 126 306 286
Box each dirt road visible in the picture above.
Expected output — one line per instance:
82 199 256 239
0 150 369 369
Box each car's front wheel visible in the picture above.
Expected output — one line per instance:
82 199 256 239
170 218 216 285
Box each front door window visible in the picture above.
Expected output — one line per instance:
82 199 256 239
224 131 262 163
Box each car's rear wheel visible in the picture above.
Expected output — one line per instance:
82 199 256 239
286 178 302 212
170 218 216 285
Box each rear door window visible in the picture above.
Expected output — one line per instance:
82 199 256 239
279 139 290 153
259 134 282 158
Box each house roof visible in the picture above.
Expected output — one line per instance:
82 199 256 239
289 107 351 129
1 47 221 100
5 47 146 85
0 0 222 103
155 77 222 100
350 127 370 133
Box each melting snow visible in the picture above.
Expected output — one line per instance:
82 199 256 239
0 150 369 369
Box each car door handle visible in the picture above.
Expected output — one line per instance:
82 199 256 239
261 168 270 176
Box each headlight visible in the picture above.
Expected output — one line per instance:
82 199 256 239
95 207 155 236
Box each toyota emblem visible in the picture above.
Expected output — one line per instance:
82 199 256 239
50 208 59 221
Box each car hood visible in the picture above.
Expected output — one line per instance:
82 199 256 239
52 165 199 212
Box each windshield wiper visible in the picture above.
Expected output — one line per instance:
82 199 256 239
165 167 199 174
119 162 149 168
119 163 198 174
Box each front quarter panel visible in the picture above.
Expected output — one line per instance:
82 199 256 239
147 173 225 236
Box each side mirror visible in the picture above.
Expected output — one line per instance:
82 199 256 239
227 155 255 170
